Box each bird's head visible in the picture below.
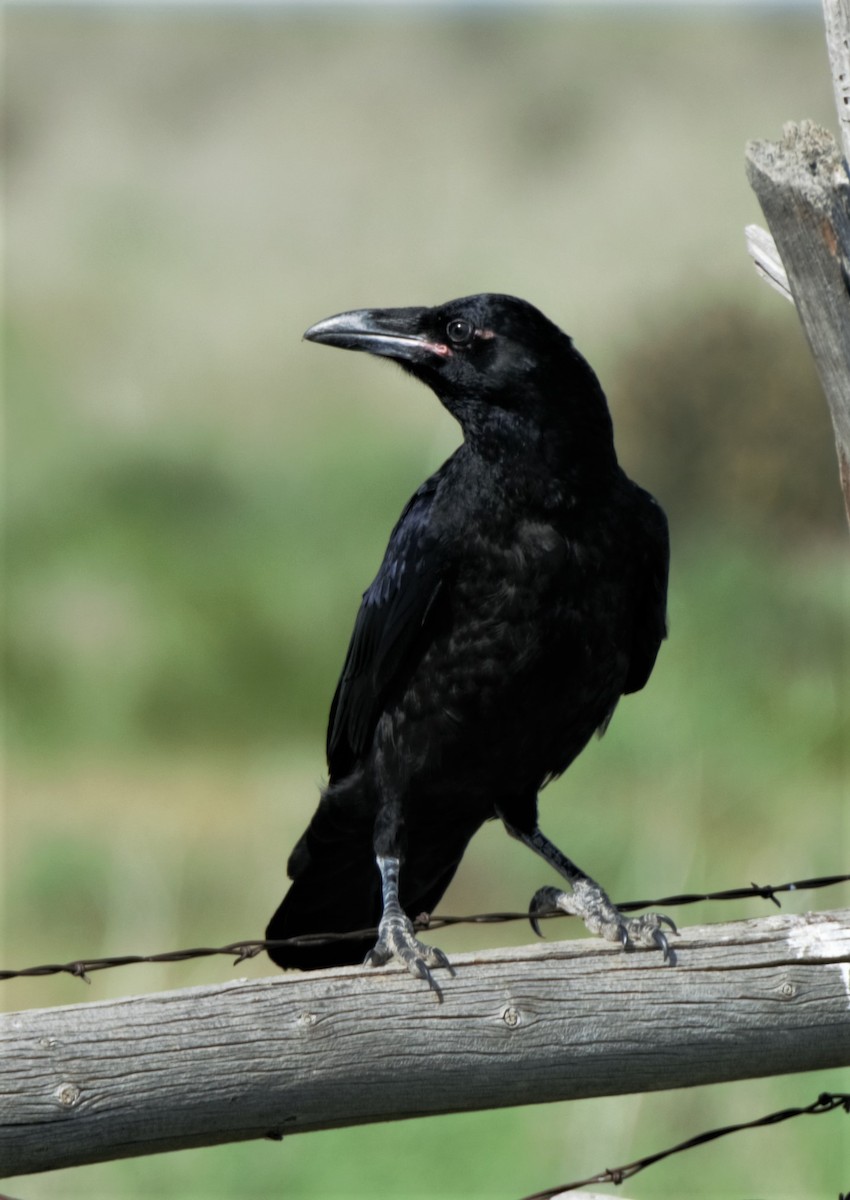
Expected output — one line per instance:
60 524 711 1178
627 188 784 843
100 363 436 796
304 293 614 460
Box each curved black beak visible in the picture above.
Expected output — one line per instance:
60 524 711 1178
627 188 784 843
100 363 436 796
304 307 449 365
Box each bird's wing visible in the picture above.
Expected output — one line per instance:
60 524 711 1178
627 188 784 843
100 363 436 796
623 495 670 695
326 474 447 779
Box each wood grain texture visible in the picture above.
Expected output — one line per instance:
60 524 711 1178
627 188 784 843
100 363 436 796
2 909 848 1177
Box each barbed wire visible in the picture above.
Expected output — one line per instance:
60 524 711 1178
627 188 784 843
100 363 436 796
517 1091 850 1199
1 871 847 984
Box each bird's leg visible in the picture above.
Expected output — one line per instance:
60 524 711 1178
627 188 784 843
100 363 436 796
504 823 677 962
364 854 453 997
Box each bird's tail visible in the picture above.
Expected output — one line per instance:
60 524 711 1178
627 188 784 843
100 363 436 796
266 775 475 972
266 776 382 970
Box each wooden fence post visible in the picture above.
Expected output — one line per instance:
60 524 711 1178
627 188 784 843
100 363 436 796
745 0 850 527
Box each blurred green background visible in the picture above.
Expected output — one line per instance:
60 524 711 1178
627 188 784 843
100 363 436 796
4 5 849 1199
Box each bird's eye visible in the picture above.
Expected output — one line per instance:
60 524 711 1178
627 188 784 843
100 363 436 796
446 318 474 346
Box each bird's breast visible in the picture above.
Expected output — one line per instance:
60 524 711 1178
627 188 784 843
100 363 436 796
383 506 635 796
456 516 587 619
436 518 579 688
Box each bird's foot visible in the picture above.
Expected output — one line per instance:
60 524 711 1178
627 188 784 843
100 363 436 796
530 881 677 963
365 907 453 998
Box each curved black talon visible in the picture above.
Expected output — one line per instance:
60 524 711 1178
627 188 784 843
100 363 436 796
656 915 678 963
529 905 547 939
528 885 561 938
433 947 456 976
418 945 455 978
652 928 672 963
412 959 443 999
364 918 453 999
363 945 388 968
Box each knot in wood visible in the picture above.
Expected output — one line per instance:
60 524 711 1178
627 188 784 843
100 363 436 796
54 1082 81 1108
501 1005 521 1028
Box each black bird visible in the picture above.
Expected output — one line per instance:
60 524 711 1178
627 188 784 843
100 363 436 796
266 293 672 992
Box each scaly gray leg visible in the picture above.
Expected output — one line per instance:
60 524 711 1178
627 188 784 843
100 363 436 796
505 824 677 962
364 855 453 997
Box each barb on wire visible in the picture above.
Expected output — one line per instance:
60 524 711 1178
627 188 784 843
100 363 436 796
1 871 847 983
517 1092 850 1199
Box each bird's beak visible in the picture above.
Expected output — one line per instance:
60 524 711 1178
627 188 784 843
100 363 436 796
304 307 450 364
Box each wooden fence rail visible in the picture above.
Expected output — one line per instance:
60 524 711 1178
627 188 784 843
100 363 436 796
2 908 849 1178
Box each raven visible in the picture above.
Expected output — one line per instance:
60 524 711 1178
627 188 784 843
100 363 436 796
266 293 672 993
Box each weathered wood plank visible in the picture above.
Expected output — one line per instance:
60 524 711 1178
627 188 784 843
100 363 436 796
1 908 848 1178
746 121 850 524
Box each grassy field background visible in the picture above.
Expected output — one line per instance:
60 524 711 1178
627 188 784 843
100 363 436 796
5 6 849 1199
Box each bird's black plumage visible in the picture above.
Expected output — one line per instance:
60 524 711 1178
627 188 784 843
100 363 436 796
267 294 671 984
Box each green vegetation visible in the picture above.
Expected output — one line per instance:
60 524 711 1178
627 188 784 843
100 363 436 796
5 8 848 1199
